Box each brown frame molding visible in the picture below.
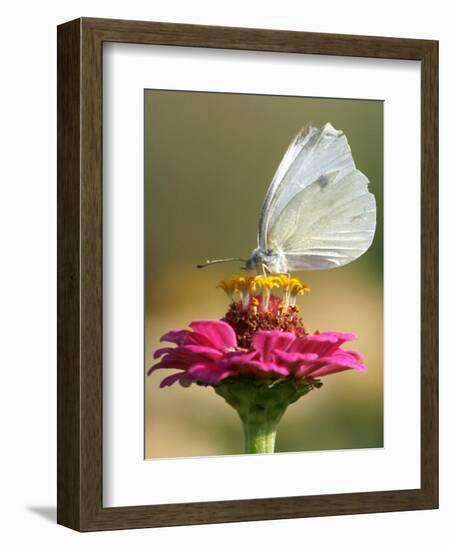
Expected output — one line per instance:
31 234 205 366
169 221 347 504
57 17 438 531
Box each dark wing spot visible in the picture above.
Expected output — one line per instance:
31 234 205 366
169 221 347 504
317 175 329 189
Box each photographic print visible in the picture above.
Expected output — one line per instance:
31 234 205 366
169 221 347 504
145 90 383 459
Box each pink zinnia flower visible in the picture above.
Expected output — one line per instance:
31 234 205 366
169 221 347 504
148 275 369 454
149 319 367 388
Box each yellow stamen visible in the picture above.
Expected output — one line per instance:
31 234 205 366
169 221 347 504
254 275 280 310
275 275 311 306
217 275 256 306
217 274 310 308
217 277 240 302
237 275 256 307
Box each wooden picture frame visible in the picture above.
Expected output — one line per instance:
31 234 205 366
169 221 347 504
57 17 438 531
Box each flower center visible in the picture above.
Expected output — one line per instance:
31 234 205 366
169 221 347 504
222 298 307 348
217 275 310 348
218 275 310 348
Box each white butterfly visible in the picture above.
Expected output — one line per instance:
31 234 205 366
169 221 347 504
198 122 376 275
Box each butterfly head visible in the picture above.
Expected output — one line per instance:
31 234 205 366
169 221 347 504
246 247 288 275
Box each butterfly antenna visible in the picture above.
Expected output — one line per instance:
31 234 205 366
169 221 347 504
197 258 246 269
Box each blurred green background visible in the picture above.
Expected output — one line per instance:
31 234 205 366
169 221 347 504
144 90 383 459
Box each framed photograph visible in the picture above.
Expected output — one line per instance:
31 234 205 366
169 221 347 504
57 17 438 531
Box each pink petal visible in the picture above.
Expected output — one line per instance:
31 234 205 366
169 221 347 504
180 344 224 360
305 364 353 377
185 362 234 385
155 350 197 365
294 362 322 377
189 320 237 350
274 350 319 364
219 350 259 367
289 331 355 357
344 349 365 363
148 359 189 375
160 328 217 347
233 360 290 377
160 372 185 387
157 346 220 364
153 347 175 359
319 350 367 371
160 329 192 345
294 349 367 378
219 350 289 376
252 330 296 362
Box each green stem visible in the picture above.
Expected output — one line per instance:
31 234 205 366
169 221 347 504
242 416 280 454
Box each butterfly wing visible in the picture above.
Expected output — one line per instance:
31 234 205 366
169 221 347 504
259 123 376 271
